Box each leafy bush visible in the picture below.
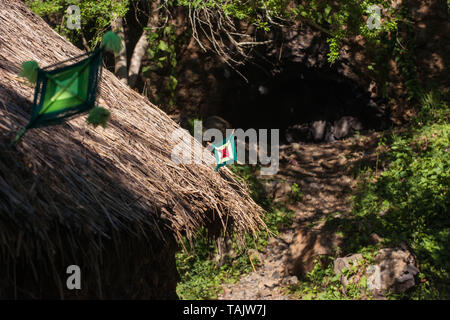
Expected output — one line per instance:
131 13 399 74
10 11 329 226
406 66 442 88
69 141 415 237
350 91 450 298
26 0 129 47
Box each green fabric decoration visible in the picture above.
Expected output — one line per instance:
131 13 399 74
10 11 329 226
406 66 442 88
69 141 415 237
101 31 122 54
19 60 39 83
11 32 122 146
10 48 105 146
86 106 110 128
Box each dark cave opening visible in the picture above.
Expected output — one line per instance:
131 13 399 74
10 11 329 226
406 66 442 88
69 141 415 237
215 61 390 143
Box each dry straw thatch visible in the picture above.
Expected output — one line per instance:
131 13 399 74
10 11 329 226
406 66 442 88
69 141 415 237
0 0 263 298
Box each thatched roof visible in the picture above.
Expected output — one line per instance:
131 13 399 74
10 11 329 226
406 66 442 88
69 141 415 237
0 1 263 297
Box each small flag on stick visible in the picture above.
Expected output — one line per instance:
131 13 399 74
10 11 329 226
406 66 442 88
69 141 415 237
212 131 237 171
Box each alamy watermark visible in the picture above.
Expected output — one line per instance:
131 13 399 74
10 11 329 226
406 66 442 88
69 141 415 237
66 265 81 290
171 120 279 175
367 5 382 30
66 5 81 30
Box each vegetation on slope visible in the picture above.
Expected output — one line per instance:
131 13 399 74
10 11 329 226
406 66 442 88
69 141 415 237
176 165 294 299
350 91 449 299
287 90 449 300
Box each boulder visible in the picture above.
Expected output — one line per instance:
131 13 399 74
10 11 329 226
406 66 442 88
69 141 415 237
282 275 299 286
333 247 419 296
333 116 363 139
311 120 327 141
368 248 419 294
285 117 362 143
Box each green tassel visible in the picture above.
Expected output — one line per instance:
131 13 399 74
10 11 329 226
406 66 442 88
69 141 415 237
101 31 122 54
86 106 111 128
19 60 39 83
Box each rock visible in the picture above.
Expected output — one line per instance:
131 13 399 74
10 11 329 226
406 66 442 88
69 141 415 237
258 279 277 289
334 247 419 296
311 120 327 141
286 228 342 277
279 232 294 244
285 119 360 143
333 254 364 287
338 156 347 166
271 271 281 280
333 116 363 140
260 179 293 203
264 279 278 288
319 160 333 170
366 264 383 295
282 276 298 285
369 248 419 294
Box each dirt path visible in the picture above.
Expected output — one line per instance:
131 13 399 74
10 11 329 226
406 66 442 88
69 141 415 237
219 132 381 300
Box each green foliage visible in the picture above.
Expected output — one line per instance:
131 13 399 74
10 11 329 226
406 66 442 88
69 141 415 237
145 24 180 107
86 106 110 128
26 0 129 48
26 0 418 106
19 60 39 84
290 182 302 203
349 91 450 298
415 90 450 126
176 230 257 300
174 0 414 104
176 164 294 299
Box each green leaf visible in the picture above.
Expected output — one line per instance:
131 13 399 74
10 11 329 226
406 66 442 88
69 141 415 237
158 40 169 51
142 66 151 73
324 5 332 18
